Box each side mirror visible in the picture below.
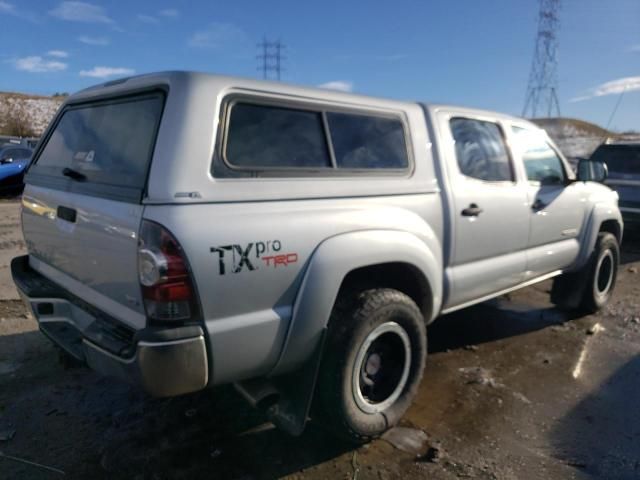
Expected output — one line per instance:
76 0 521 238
0 157 13 165
577 158 608 183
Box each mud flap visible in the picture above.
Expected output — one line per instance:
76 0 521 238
550 264 590 310
235 329 326 436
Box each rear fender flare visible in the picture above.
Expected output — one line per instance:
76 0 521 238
271 229 442 376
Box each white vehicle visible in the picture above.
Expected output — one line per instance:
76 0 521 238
12 72 622 441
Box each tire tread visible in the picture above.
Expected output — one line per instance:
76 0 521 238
315 288 426 443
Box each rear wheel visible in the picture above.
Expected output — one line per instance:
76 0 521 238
314 288 427 443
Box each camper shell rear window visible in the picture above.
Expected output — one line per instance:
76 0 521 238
27 91 165 202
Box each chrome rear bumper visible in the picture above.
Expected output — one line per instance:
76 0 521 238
12 255 208 397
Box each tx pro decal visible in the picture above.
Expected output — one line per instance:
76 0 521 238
210 240 298 275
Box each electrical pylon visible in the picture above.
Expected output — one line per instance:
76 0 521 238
522 0 561 118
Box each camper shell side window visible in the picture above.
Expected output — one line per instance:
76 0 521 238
212 95 413 178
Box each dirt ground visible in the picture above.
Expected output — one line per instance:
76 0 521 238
0 199 639 480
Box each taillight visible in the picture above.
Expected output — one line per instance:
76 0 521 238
138 220 198 323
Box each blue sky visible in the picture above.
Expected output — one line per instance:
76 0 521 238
1 0 638 131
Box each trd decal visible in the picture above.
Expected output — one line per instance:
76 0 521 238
263 253 298 267
210 240 298 275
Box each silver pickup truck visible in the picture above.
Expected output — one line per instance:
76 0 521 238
12 72 622 442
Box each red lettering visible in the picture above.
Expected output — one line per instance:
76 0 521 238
262 253 299 268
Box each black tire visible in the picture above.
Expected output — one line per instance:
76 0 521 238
579 232 619 313
314 288 427 443
551 232 619 313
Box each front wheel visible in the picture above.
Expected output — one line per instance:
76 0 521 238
579 232 619 312
314 288 427 443
551 232 619 313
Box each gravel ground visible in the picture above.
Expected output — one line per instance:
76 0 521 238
0 200 639 479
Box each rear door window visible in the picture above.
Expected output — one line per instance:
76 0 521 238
30 92 164 198
450 118 513 181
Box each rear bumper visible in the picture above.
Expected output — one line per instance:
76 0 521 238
11 255 209 397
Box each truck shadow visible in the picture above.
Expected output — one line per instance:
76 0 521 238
428 296 578 354
94 387 353 479
550 355 640 479
0 328 353 479
429 231 640 352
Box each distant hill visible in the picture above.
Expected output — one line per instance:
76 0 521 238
0 92 64 137
531 117 611 159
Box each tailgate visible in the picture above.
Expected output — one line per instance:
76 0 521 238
21 91 165 329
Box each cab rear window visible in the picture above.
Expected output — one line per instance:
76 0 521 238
30 92 164 198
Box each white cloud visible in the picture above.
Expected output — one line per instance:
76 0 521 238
47 50 69 58
49 1 112 24
79 66 135 78
78 35 109 46
0 1 14 14
159 8 178 18
188 23 248 49
0 1 38 21
137 14 158 24
14 56 67 73
571 76 640 102
318 81 353 92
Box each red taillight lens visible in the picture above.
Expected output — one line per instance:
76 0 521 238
138 220 198 323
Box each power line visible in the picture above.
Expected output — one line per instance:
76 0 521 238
522 0 561 118
257 37 286 81
604 86 627 132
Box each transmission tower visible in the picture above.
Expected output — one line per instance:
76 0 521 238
522 0 561 118
257 37 285 81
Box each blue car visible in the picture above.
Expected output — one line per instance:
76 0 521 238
0 143 33 195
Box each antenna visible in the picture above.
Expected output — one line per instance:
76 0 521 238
522 0 561 118
257 37 286 81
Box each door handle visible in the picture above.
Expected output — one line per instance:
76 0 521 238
461 203 483 217
57 205 77 223
531 199 547 211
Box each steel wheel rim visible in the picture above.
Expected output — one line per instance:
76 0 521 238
352 321 411 414
595 249 614 297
